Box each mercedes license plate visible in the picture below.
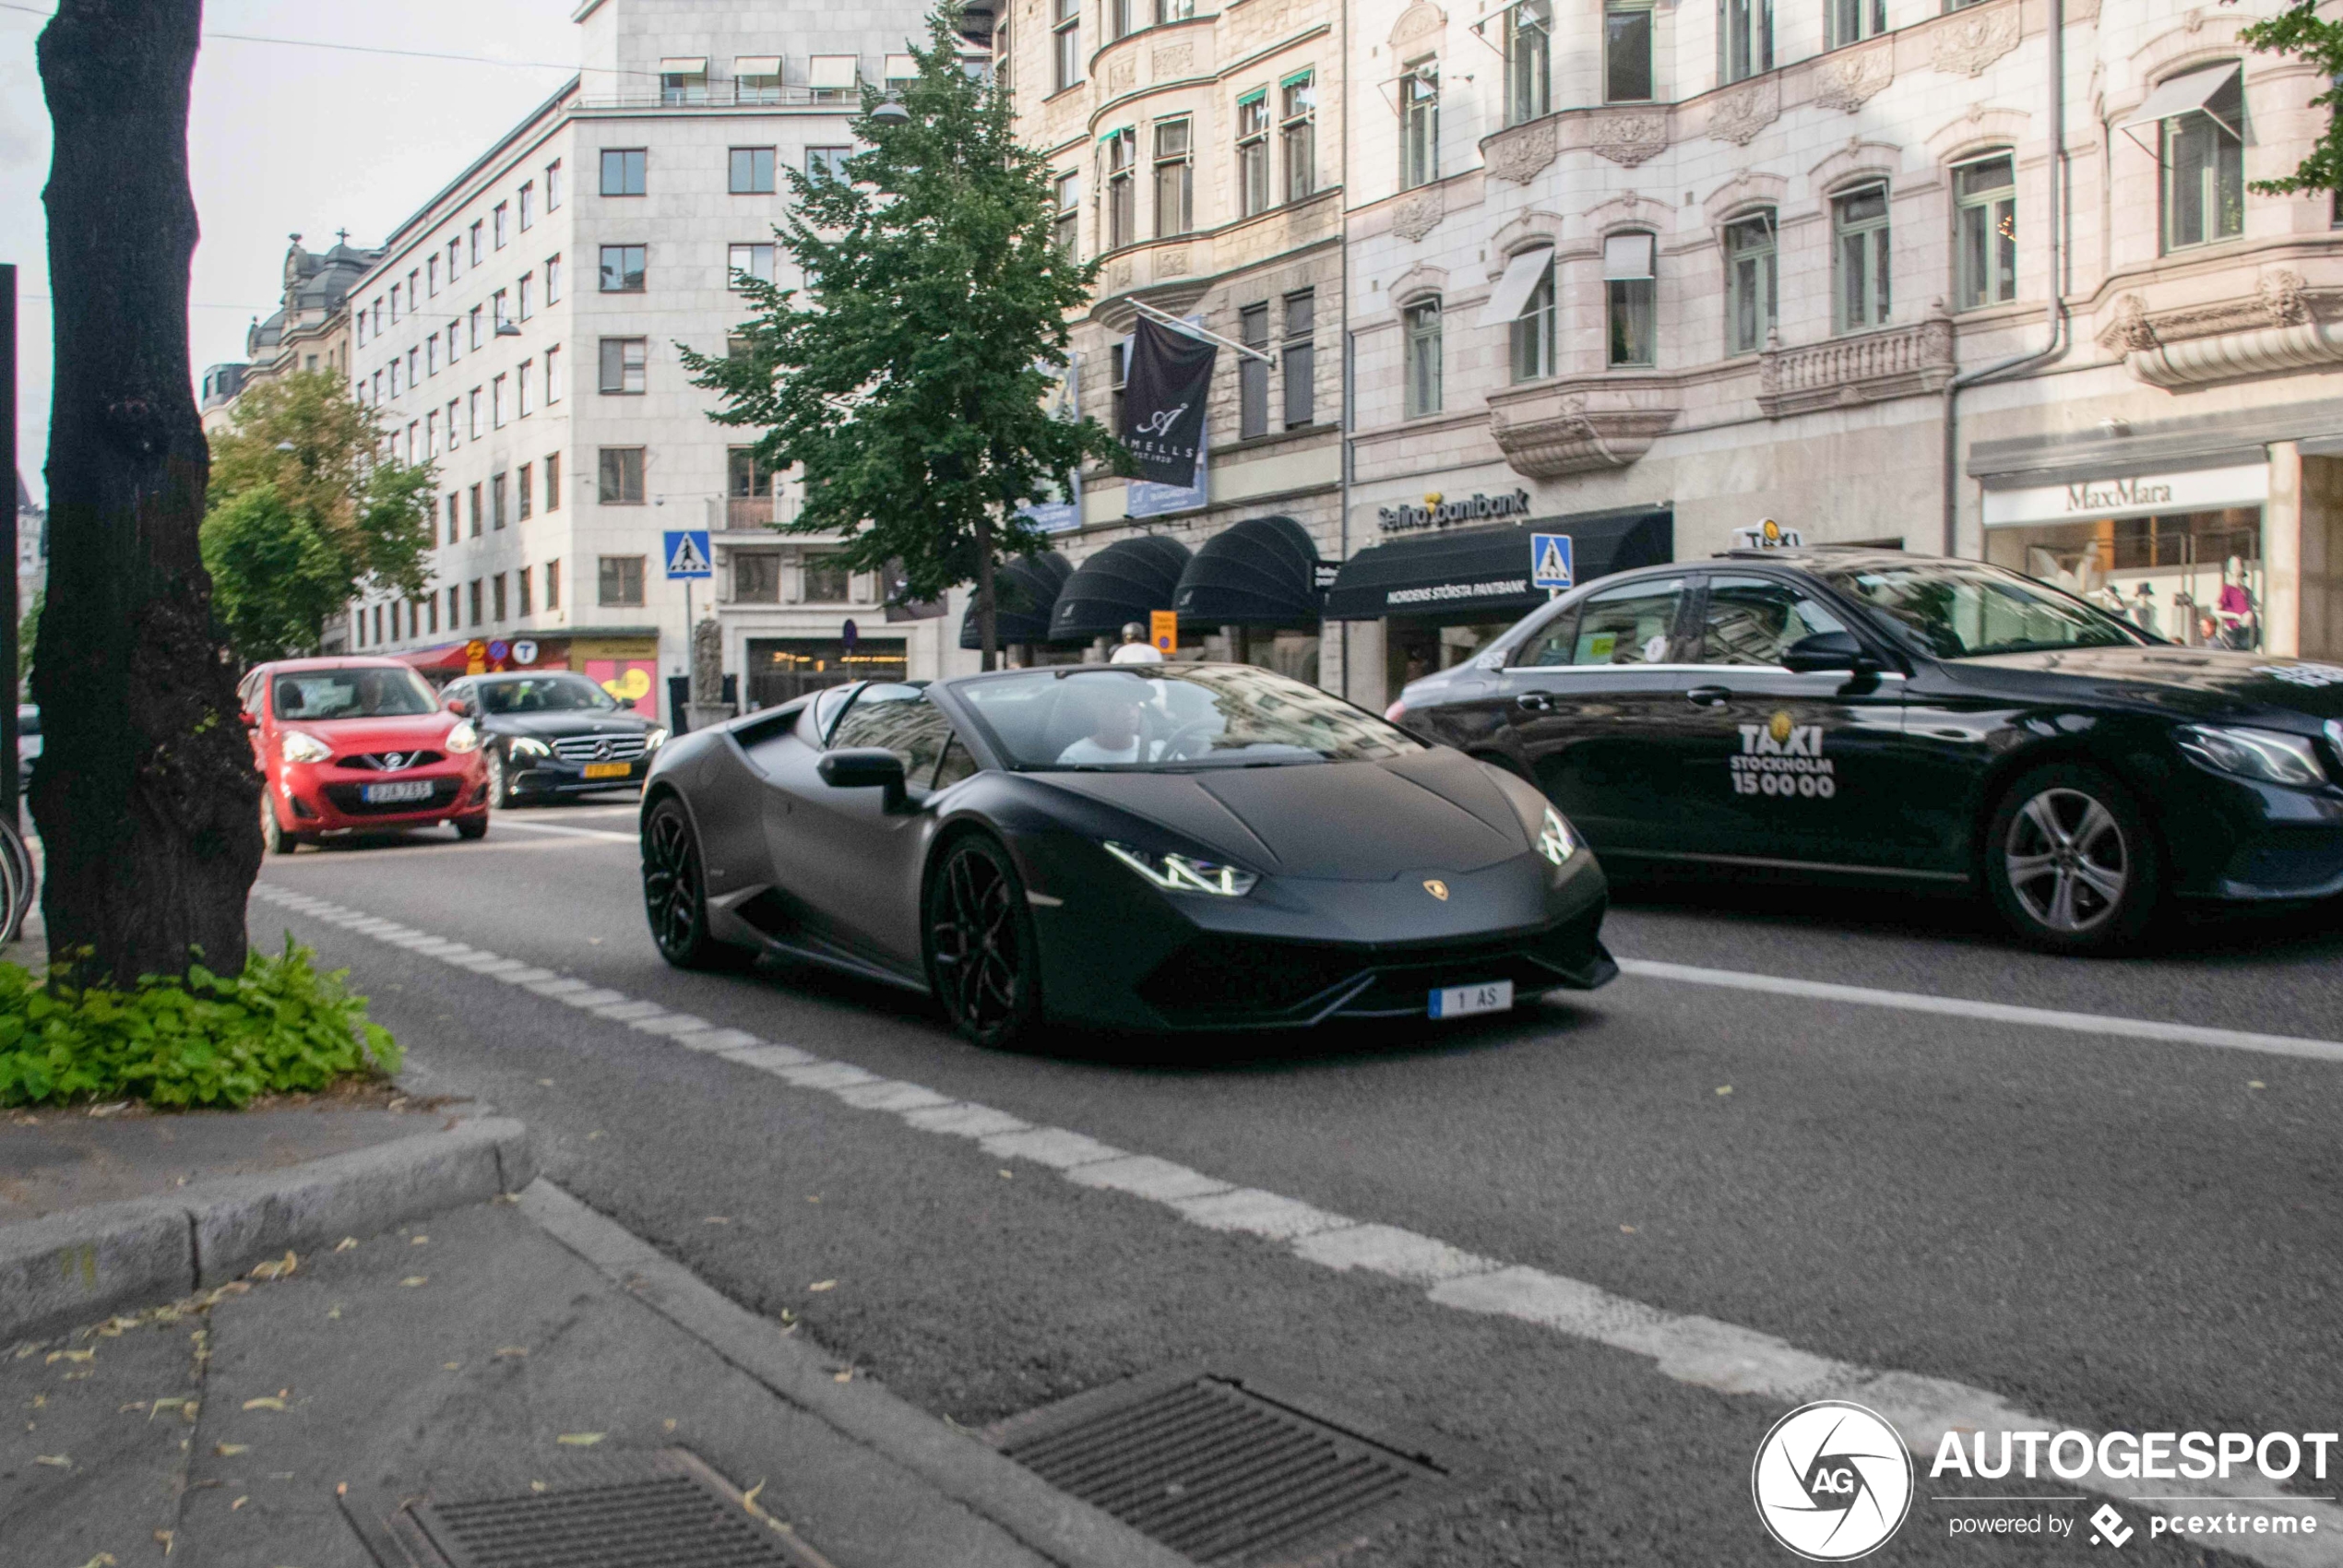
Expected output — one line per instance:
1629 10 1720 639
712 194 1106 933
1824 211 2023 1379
361 780 435 804
1429 980 1513 1019
582 761 632 780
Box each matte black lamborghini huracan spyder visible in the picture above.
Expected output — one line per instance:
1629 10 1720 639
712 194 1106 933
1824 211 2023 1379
637 664 1615 1047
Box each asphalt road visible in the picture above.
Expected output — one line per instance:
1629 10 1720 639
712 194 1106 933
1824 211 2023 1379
244 795 2343 1567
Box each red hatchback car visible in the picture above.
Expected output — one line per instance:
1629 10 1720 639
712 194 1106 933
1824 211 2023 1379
241 657 491 853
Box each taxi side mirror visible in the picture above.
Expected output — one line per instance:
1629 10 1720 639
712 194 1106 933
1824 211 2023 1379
1782 631 1874 674
444 695 472 717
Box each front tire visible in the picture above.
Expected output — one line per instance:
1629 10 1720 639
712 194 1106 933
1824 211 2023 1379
453 814 489 841
641 797 740 969
1984 764 2162 955
260 788 294 856
923 834 1043 1049
485 747 509 809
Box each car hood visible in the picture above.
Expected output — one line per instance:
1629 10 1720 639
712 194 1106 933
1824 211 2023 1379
483 711 655 739
1949 647 2343 725
284 713 464 752
1034 747 1529 879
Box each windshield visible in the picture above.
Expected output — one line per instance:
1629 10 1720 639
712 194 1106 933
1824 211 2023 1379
954 665 1425 771
476 675 619 715
273 667 439 720
1816 562 2146 659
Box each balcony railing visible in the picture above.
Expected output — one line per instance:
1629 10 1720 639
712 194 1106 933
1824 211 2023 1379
727 496 776 529
1754 307 1955 418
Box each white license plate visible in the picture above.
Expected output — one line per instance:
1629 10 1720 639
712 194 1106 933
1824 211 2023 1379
361 780 435 804
1429 980 1513 1019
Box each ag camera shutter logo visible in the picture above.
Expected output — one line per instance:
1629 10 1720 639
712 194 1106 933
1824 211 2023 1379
1751 1401 1913 1560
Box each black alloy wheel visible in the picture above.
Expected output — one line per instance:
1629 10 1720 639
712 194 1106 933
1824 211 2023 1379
642 797 737 969
924 834 1042 1049
1983 763 2163 955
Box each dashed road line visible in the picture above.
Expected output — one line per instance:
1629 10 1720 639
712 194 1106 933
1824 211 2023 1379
248 882 2343 1566
485 818 639 844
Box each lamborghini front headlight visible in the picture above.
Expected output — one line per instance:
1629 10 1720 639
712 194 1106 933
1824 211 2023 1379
1102 841 1259 897
1536 806 1576 865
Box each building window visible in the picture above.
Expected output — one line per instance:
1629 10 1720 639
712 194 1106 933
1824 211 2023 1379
469 306 483 350
803 553 852 603
492 288 511 330
1237 92 1271 218
731 147 776 194
447 586 460 628
993 16 1012 97
470 579 483 625
1719 0 1772 85
1403 298 1442 417
1238 303 1270 438
546 559 561 610
545 255 562 303
1282 74 1316 201
469 221 483 267
599 244 647 292
493 471 508 529
733 552 782 603
447 237 461 281
388 360 401 399
599 448 645 505
1826 0 1885 48
517 562 532 616
446 321 459 365
492 373 508 428
1153 118 1193 237
545 452 561 509
2161 68 2245 252
518 181 535 231
729 243 777 289
1512 255 1556 381
660 59 708 104
389 283 402 324
468 387 482 440
518 359 534 417
493 573 507 622
599 556 646 607
545 344 562 403
1605 0 1654 101
1104 128 1136 249
806 146 852 183
494 201 509 249
1400 60 1439 190
600 338 648 395
445 493 458 545
428 595 439 636
1110 339 1127 432
547 159 563 209
1160 0 1196 18
737 57 783 103
425 336 438 377
1724 210 1777 355
601 148 647 196
1282 290 1314 428
518 461 534 519
808 54 859 102
1107 0 1133 42
518 273 534 320
425 410 438 455
446 398 460 448
1604 232 1657 367
1504 0 1551 127
1053 172 1082 255
883 53 918 94
373 604 384 645
1053 0 1081 91
729 447 775 528
1833 184 1891 331
427 255 439 297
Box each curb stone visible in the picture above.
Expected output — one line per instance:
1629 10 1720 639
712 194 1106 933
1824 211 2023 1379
0 1116 533 1343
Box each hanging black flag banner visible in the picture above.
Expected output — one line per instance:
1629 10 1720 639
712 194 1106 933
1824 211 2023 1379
1121 315 1217 488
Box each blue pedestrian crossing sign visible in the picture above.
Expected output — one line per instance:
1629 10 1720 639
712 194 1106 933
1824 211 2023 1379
663 530 713 579
1530 532 1575 590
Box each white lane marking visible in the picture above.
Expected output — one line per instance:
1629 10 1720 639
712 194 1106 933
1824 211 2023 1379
1617 957 2343 1065
249 882 2343 1568
487 818 638 844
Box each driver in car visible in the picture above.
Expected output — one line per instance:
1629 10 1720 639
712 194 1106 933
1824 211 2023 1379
1057 683 1153 766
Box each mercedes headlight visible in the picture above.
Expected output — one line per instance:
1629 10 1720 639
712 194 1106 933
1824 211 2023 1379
279 730 332 764
1102 841 1258 897
2177 724 2326 788
1537 806 1577 865
506 735 551 758
444 719 483 754
645 727 670 749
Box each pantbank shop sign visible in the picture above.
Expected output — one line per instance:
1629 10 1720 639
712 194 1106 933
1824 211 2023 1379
1982 462 2269 527
1380 489 1534 533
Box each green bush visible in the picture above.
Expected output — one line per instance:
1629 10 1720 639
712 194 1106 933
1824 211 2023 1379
0 938 401 1108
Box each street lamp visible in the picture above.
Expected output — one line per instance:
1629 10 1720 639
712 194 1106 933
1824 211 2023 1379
870 96 910 125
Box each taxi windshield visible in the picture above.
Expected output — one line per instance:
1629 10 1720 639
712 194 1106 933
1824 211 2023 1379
476 675 619 715
1817 562 2146 659
273 667 438 720
954 665 1425 771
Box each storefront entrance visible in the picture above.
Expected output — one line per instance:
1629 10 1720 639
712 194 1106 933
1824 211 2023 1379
745 638 908 709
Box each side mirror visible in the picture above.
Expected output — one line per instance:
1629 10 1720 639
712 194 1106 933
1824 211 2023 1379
817 746 907 812
444 695 472 717
239 710 259 729
1781 630 1876 675
615 696 636 711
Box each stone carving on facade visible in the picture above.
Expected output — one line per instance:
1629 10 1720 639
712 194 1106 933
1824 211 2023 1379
1234 0 1292 47
1754 302 1956 418
1153 246 1190 280
1707 77 1780 147
1388 0 1445 50
1107 260 1134 293
1390 189 1445 243
1814 42 1893 112
1929 3 2021 77
2259 268 2312 326
1107 56 1136 94
690 617 723 707
1151 42 1195 80
1486 376 1683 478
2097 272 2322 355
2099 294 2159 352
1484 119 1558 184
1589 113 1668 167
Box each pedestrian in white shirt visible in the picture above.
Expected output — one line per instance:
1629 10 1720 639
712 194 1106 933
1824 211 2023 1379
1109 622 1165 664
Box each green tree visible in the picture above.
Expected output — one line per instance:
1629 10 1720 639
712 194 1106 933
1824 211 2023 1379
2235 1 2343 196
681 5 1122 669
203 369 437 659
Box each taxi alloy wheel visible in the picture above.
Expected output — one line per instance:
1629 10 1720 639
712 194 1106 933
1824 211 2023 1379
641 798 736 970
925 835 1041 1050
1986 765 2161 954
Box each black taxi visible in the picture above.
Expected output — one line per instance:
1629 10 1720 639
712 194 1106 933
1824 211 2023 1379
1387 549 2343 952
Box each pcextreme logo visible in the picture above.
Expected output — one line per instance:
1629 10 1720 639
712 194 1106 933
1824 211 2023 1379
1752 1401 1915 1561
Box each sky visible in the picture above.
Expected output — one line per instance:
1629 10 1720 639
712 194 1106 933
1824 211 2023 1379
1 1 586 506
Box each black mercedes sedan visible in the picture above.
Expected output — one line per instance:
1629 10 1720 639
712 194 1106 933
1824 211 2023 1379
441 671 669 806
1387 549 2343 954
638 664 1614 1047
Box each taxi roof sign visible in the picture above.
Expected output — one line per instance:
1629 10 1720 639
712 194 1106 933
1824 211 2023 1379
1732 519 1803 550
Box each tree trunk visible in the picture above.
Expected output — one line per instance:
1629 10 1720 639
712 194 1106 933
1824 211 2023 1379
975 512 997 672
34 0 261 987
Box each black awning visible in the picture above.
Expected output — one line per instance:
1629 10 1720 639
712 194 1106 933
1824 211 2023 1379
1172 515 1323 627
958 550 1074 649
1324 505 1672 621
1048 534 1193 642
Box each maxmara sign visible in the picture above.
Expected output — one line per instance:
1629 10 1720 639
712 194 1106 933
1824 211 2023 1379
1378 489 1534 533
1982 462 2268 528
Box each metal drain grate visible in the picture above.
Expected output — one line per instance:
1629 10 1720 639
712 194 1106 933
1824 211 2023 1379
345 1448 831 1568
992 1372 1448 1566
